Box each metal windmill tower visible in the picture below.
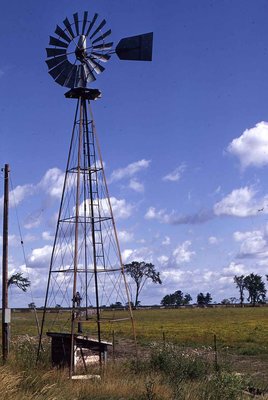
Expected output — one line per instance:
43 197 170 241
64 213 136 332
37 12 153 378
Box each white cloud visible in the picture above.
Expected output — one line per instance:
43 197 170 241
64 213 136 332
24 209 43 229
172 240 195 264
239 234 266 257
79 196 133 220
39 167 64 198
208 236 219 245
109 197 133 219
110 159 151 182
222 261 247 276
157 255 169 266
28 245 53 268
162 163 186 182
233 226 268 259
214 186 268 217
42 231 54 241
121 247 153 263
129 178 144 193
2 184 35 208
145 207 170 223
227 121 268 169
233 230 260 242
118 230 134 243
0 234 21 247
162 236 171 246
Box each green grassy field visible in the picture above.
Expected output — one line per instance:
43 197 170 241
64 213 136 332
1 307 267 400
9 306 268 354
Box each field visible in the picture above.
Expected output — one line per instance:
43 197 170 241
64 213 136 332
1 306 268 399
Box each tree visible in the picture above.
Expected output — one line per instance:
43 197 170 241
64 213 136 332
243 273 266 306
183 293 192 305
124 261 162 307
28 302 36 309
234 275 245 307
221 298 230 305
197 292 212 306
161 290 192 306
8 272 30 292
110 301 123 308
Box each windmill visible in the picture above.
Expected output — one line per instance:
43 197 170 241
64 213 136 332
37 12 153 378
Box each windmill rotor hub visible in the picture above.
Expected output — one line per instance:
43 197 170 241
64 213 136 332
46 11 153 90
75 35 87 62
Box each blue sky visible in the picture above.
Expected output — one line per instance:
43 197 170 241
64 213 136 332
1 0 268 306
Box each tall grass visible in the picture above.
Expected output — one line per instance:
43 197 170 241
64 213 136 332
1 307 268 399
1 337 262 400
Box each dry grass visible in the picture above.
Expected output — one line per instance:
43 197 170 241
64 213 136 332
0 307 268 399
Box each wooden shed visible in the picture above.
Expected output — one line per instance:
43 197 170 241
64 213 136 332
47 332 112 369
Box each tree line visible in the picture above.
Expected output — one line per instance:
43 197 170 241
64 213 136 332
124 262 268 307
8 263 268 308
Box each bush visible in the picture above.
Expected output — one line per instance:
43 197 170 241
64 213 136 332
150 344 210 381
201 372 246 400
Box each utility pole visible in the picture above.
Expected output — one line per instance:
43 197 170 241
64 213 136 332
2 164 10 362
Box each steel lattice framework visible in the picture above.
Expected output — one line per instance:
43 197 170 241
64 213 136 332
37 11 153 378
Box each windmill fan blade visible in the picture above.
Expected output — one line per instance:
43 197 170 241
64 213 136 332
64 65 78 88
55 25 71 43
116 32 153 61
46 48 66 58
46 55 67 70
92 29 112 45
90 19 106 40
63 17 75 39
83 63 96 83
91 52 111 62
73 12 80 36
82 11 88 35
92 42 113 50
86 58 105 74
49 60 73 80
49 36 69 49
85 13 98 37
55 63 75 86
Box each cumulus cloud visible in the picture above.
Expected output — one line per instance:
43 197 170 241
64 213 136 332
162 236 171 246
42 231 54 241
232 225 268 260
227 121 268 169
129 178 144 193
118 230 134 243
222 262 247 276
79 197 133 220
0 184 35 209
214 186 268 217
24 209 44 229
109 197 133 219
109 159 151 182
157 255 169 266
39 167 65 198
145 207 170 223
27 245 53 268
162 163 186 182
121 247 153 263
233 230 260 242
208 236 219 245
172 241 195 264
